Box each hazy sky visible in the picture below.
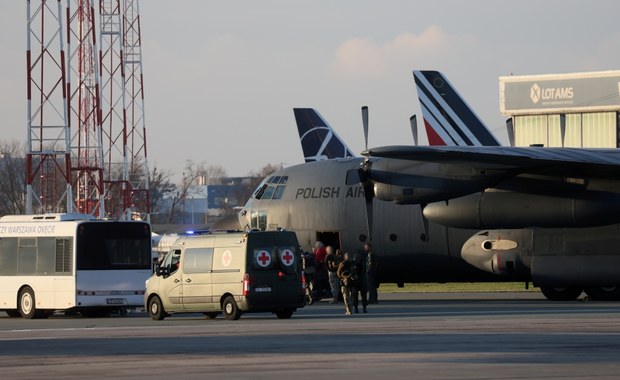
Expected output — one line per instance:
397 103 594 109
2 1 619 177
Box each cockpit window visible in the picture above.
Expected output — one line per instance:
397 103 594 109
272 185 286 200
262 186 275 200
254 184 268 199
252 176 288 200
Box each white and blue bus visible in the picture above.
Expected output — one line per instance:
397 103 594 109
0 214 152 318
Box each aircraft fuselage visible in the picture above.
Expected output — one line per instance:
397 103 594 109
240 158 515 284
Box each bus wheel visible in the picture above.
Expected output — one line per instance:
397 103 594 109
203 312 220 319
275 308 295 319
5 310 21 318
18 287 37 319
584 286 620 301
148 296 166 320
222 296 241 320
540 286 582 301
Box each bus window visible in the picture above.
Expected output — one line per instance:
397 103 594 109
76 222 151 270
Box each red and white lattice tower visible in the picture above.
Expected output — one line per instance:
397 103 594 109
99 0 128 219
66 0 106 218
98 0 150 221
26 0 73 215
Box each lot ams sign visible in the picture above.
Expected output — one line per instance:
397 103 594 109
500 71 620 115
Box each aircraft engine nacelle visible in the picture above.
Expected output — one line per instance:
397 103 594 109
373 183 456 204
424 190 620 229
462 227 620 287
461 230 530 278
369 158 508 205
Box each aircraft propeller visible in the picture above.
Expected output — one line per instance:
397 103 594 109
359 106 374 242
362 105 369 151
410 114 418 146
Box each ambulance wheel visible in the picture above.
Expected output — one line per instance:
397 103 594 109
540 286 582 301
223 296 241 320
148 295 166 320
18 287 37 319
5 310 21 318
275 308 295 319
203 312 220 319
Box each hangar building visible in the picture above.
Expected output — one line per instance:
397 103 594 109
499 70 620 147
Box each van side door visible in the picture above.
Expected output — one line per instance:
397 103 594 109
181 247 214 312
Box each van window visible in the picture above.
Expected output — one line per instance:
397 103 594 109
161 249 181 274
213 247 241 271
277 246 297 271
184 248 214 274
253 248 275 269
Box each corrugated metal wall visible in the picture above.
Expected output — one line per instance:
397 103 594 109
514 112 616 148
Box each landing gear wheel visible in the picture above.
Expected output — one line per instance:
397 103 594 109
148 296 166 320
222 296 241 320
5 310 21 318
540 286 582 301
203 312 220 319
275 308 295 319
18 287 37 319
584 286 620 301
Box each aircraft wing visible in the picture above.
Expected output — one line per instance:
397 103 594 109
365 145 620 178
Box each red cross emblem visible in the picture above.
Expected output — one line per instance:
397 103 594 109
257 250 271 267
281 249 294 266
222 250 232 267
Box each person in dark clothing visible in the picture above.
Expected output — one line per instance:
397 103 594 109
325 246 343 303
365 243 379 304
352 250 368 313
337 252 358 315
301 250 315 305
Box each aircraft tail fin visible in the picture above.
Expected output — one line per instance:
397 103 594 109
413 70 501 146
293 108 355 162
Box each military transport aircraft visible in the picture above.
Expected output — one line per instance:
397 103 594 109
237 70 620 301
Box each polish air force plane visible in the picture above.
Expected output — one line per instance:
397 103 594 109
238 70 620 301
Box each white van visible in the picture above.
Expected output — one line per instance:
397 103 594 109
145 230 304 320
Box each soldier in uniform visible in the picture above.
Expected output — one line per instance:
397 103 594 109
325 246 343 303
352 249 368 313
337 252 358 315
365 243 379 304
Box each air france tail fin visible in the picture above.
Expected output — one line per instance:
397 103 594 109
293 108 355 162
413 70 501 146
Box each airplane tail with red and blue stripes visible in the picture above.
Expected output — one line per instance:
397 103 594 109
413 70 501 147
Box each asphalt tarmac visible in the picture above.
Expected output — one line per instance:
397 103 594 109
1 292 620 379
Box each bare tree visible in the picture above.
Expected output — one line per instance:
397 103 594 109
149 165 175 224
235 163 284 205
164 160 228 223
0 141 26 216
